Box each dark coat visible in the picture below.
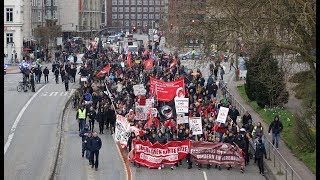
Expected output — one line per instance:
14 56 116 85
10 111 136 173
79 127 90 142
155 134 167 145
255 142 266 158
43 68 49 75
268 120 283 134
87 110 96 121
89 136 102 151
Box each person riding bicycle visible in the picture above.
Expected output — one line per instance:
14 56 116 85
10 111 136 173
54 68 60 84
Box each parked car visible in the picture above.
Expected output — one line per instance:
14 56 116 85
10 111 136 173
178 51 204 60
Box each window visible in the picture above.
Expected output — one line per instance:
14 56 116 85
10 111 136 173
53 0 57 6
131 7 136 12
161 0 165 5
149 0 154 5
112 7 117 12
143 7 148 12
131 14 136 19
137 7 142 12
112 0 117 5
118 20 124 26
45 0 51 6
143 14 148 19
137 20 142 26
37 0 41 6
124 20 129 26
125 7 129 12
149 7 154 12
155 7 160 12
124 14 129 19
137 0 142 5
53 10 57 19
137 14 142 19
149 14 154 19
46 10 51 19
155 14 160 19
38 11 41 21
131 21 136 26
124 0 129 5
131 0 136 5
155 0 160 5
118 14 123 19
112 14 117 19
143 0 148 5
118 7 123 12
143 21 148 26
118 0 123 5
6 33 13 44
6 8 13 22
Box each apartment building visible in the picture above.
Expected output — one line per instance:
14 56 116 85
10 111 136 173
4 0 24 63
106 0 168 32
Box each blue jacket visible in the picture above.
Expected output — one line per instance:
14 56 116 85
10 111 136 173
89 136 102 151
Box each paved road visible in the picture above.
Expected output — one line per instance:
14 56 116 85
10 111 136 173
4 67 78 180
56 104 126 180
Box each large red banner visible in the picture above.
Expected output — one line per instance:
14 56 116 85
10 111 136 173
149 77 185 102
130 139 191 168
190 141 245 168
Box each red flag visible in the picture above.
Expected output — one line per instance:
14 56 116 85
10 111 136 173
149 77 185 102
96 64 111 77
170 58 177 69
126 52 133 68
144 117 160 129
144 58 153 69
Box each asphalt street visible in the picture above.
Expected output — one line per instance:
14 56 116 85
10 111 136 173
4 68 78 180
56 104 126 180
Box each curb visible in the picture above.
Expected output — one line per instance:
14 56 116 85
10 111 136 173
116 143 132 180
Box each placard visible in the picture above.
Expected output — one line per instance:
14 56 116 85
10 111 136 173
174 97 189 113
146 99 154 108
150 108 158 117
135 106 148 120
216 107 229 124
189 117 203 135
81 77 87 81
114 115 131 148
133 84 146 96
177 114 189 124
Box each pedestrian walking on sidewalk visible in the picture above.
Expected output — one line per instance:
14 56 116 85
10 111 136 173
268 115 283 149
43 67 49 83
89 132 102 171
76 106 87 131
255 139 267 176
220 66 225 80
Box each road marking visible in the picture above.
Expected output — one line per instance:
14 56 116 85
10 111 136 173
4 84 47 155
49 92 59 96
203 171 208 180
60 92 68 96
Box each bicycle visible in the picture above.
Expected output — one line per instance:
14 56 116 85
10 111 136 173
17 82 32 92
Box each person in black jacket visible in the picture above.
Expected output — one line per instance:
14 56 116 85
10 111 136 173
255 139 267 176
106 106 116 135
96 107 105 134
43 67 49 83
155 132 167 145
87 106 96 132
89 132 102 171
79 125 90 157
54 68 59 83
63 73 69 91
242 111 252 127
30 72 36 92
268 115 283 149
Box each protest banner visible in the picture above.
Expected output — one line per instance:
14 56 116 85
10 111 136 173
135 106 148 120
190 141 245 167
114 115 131 148
133 84 146 96
149 77 185 102
80 77 87 82
189 117 202 135
177 114 189 124
174 97 189 113
130 139 191 168
216 107 229 124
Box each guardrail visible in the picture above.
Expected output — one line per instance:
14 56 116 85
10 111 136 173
220 81 302 180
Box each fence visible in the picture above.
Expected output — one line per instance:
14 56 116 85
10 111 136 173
220 81 302 180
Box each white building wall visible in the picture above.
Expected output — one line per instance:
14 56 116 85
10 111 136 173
23 0 32 41
4 0 24 63
59 0 79 32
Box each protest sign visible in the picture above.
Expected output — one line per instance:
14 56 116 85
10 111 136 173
174 97 189 113
133 84 146 96
190 141 245 167
177 114 189 124
135 106 148 120
216 107 229 124
146 99 154 108
130 139 190 168
189 117 203 135
150 108 158 117
81 77 87 81
114 115 130 148
149 77 185 102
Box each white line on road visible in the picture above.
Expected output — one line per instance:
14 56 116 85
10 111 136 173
203 171 208 180
4 84 47 155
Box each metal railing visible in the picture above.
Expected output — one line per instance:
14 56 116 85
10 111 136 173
220 81 302 180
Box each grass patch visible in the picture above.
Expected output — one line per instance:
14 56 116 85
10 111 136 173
237 84 316 174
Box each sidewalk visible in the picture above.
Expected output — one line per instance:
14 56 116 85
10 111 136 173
225 71 316 180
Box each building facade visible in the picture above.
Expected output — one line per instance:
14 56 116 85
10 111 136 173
106 0 168 33
4 0 24 63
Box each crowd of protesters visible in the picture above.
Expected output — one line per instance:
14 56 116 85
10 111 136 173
64 36 271 176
